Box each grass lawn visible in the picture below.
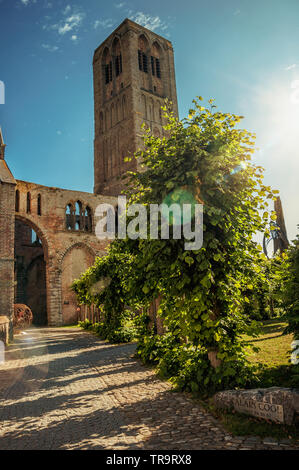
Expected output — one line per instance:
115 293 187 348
204 318 299 443
243 318 297 390
245 318 293 368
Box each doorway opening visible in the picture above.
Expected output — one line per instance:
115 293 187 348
14 218 47 326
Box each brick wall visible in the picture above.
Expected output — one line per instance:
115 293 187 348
0 178 16 342
15 180 116 326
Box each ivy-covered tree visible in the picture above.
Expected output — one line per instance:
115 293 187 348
116 98 276 385
72 251 137 341
73 97 278 392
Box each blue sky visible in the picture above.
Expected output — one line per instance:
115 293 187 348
0 0 298 240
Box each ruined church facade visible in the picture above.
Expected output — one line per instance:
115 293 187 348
0 19 178 342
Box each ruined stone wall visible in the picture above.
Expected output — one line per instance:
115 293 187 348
15 180 116 326
0 175 16 342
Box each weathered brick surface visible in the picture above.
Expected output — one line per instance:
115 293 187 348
0 327 298 450
0 152 16 341
14 181 116 326
93 18 179 196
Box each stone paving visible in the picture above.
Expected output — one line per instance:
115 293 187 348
0 327 298 450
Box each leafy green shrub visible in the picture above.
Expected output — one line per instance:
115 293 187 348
78 318 137 344
107 326 135 343
136 332 257 396
282 230 299 340
75 96 279 394
78 319 92 330
280 229 299 381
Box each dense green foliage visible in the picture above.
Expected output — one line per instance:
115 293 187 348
281 230 299 339
72 252 139 342
280 229 299 379
78 317 137 343
72 97 284 393
242 256 285 321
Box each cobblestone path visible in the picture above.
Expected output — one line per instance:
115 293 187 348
0 327 297 450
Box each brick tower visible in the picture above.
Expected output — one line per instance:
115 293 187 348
93 18 178 196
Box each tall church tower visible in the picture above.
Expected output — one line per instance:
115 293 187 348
93 18 178 196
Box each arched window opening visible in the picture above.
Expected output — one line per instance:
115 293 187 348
66 201 91 232
156 58 161 78
115 54 122 76
26 192 31 214
75 201 82 228
151 42 162 79
102 47 112 85
15 189 20 212
105 61 112 84
138 50 148 73
31 229 41 246
138 35 149 73
84 206 92 232
112 37 122 78
37 194 42 216
66 203 74 230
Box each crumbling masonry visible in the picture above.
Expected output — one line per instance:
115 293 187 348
0 19 178 342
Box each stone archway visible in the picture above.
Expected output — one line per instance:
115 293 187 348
60 243 95 325
14 215 49 326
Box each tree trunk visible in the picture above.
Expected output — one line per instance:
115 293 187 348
207 349 222 368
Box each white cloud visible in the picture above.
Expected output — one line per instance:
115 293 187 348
115 2 125 8
57 13 84 35
21 0 37 5
63 5 71 15
71 35 78 42
41 43 59 52
129 12 168 32
285 64 297 71
94 18 114 30
43 7 85 36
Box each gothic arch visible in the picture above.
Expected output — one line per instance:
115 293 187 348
151 40 163 57
151 41 164 95
14 215 49 325
58 242 96 267
15 214 49 261
59 242 96 324
112 36 122 78
138 33 150 51
102 46 113 100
